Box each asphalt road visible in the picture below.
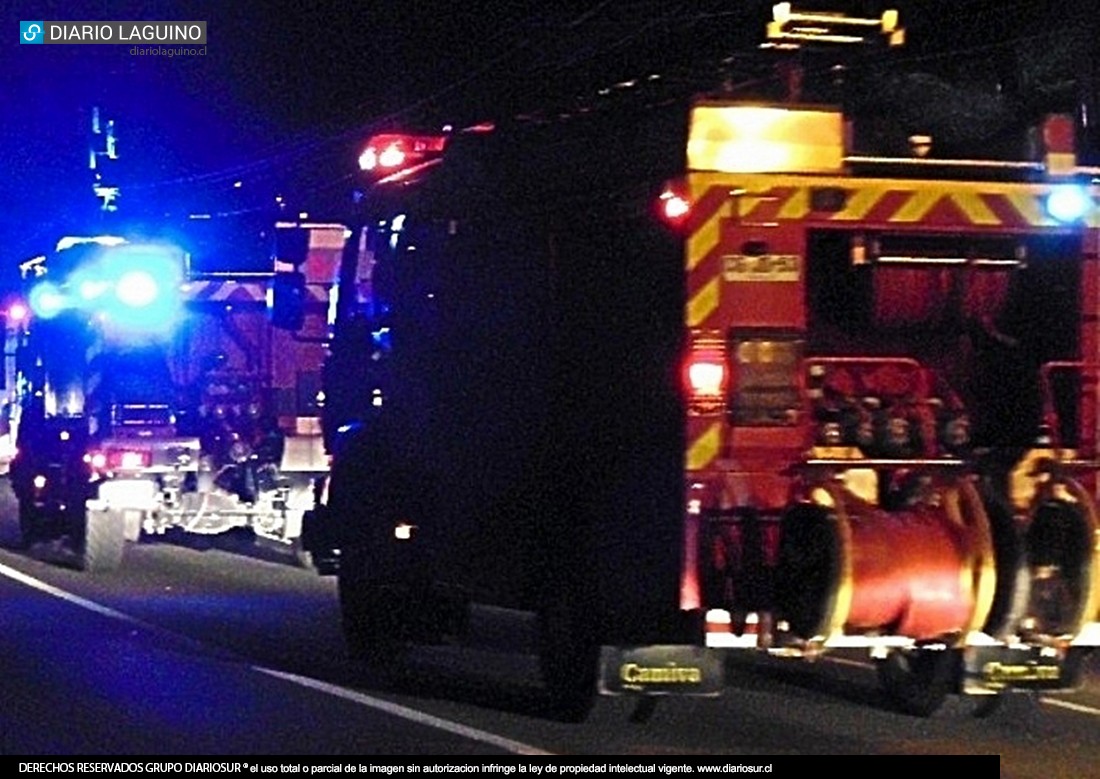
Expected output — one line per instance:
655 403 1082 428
0 480 1099 772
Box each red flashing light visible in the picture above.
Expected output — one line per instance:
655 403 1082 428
658 183 692 225
359 133 448 172
1042 114 1075 156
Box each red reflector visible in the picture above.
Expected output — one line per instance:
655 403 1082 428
88 448 151 471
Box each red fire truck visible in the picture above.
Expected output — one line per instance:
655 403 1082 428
669 101 1100 716
4 221 338 571
285 16 1100 721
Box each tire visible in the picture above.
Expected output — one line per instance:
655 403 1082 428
971 695 1004 719
17 499 43 549
530 511 601 724
876 647 956 717
976 479 1029 638
536 575 599 723
122 509 143 543
76 507 127 573
337 551 415 677
288 537 316 572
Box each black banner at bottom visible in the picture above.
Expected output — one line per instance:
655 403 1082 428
9 756 999 777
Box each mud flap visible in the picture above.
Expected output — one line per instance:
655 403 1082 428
300 505 341 574
598 645 725 697
962 644 1085 695
78 507 127 573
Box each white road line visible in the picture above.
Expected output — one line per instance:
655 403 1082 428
0 560 553 755
7 560 1099 743
256 667 554 755
0 561 150 625
1040 697 1100 715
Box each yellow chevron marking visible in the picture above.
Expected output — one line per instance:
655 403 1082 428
949 192 1000 225
687 203 725 272
735 195 773 216
1004 192 1052 227
891 189 941 222
686 275 720 327
686 423 722 472
685 174 1099 229
831 186 882 220
777 187 810 220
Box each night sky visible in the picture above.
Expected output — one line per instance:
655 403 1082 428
1 1 1097 290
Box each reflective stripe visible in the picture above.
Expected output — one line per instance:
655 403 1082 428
686 422 722 471
183 280 328 303
683 177 1098 231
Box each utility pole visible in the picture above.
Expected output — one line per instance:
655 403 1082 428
89 106 121 213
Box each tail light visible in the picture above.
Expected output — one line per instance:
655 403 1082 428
684 333 729 414
85 447 152 473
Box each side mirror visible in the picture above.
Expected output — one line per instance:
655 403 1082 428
269 271 306 331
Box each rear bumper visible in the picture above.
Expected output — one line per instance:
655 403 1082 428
86 478 158 513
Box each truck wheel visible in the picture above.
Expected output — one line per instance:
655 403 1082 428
537 584 599 723
76 507 127 573
289 538 316 572
876 647 955 717
18 499 44 549
337 552 411 676
122 509 143 543
971 694 1004 718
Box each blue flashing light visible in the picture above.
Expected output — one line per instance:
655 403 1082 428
29 281 68 319
78 279 111 301
116 270 160 307
1046 185 1093 223
57 241 185 337
98 246 183 334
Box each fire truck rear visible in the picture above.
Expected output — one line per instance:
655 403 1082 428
6 224 335 571
671 101 1100 716
287 10 1100 721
